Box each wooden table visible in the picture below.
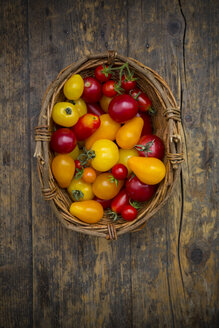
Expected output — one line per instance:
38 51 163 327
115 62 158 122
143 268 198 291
1 0 218 327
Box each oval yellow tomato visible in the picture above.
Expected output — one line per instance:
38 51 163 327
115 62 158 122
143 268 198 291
116 116 144 149
91 139 119 172
118 148 139 175
52 155 75 188
63 74 84 100
99 95 114 112
67 178 94 201
70 200 103 223
92 173 124 200
67 144 80 160
128 157 166 185
73 98 87 117
52 102 79 127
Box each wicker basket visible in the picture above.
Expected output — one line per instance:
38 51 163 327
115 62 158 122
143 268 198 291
34 51 184 240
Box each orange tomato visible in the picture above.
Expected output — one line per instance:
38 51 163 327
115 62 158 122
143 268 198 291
70 200 103 223
99 95 114 112
92 173 124 200
116 116 144 149
82 167 97 183
52 154 75 188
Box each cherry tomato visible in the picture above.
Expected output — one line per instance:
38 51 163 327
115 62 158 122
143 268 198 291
50 128 77 153
82 77 102 103
135 135 165 160
111 164 128 180
72 113 100 140
93 196 112 209
87 103 105 116
82 167 96 183
108 94 138 123
118 148 139 175
130 88 153 112
136 112 153 136
99 95 114 113
91 139 119 172
92 173 124 200
67 178 94 201
121 75 137 92
52 155 75 188
70 200 103 223
126 175 157 202
75 159 82 169
116 116 144 149
63 74 84 100
94 64 112 82
121 205 137 221
102 80 119 97
52 102 79 127
111 189 129 214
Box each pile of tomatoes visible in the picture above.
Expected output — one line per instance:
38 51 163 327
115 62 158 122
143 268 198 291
50 63 165 224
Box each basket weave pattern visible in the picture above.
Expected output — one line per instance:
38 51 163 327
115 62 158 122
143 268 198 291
34 51 184 239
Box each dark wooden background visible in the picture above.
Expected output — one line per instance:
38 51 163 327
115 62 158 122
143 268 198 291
1 0 218 327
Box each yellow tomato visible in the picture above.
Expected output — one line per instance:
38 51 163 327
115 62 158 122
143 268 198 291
118 148 139 175
52 102 79 127
99 95 114 112
73 98 87 117
52 155 75 188
70 200 103 223
116 117 144 149
67 144 80 159
91 139 119 172
85 114 120 150
63 74 84 100
67 178 94 201
92 173 124 200
128 157 166 185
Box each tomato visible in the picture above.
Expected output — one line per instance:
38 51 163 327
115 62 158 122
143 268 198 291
108 94 138 123
91 139 119 172
135 135 165 160
87 103 105 116
67 178 94 201
111 189 129 214
92 173 124 200
111 164 128 180
50 128 77 153
82 167 96 183
82 77 102 103
126 175 157 202
121 205 137 221
128 157 166 185
72 114 100 140
118 148 139 175
52 102 79 127
85 114 120 150
67 144 80 160
93 197 111 209
130 88 153 112
70 200 103 223
121 75 137 92
52 155 75 188
136 112 153 136
116 117 144 149
102 80 120 97
95 64 112 82
72 98 87 118
99 95 114 113
75 159 82 169
63 74 84 100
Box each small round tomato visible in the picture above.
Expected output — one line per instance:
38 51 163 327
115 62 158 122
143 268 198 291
111 164 128 180
82 77 102 103
121 205 137 221
95 64 112 82
72 98 87 117
67 178 94 201
102 80 119 97
99 95 114 113
52 155 75 188
73 114 100 140
63 74 84 100
70 200 103 223
50 128 77 153
91 139 119 172
135 135 165 160
121 75 137 92
108 94 138 123
118 148 139 175
75 159 82 169
52 102 79 127
92 173 124 200
93 197 111 209
82 167 96 183
130 88 153 112
126 175 157 202
87 103 105 116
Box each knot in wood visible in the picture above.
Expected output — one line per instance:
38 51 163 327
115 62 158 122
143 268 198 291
106 223 117 240
163 106 181 122
186 240 210 267
107 50 117 65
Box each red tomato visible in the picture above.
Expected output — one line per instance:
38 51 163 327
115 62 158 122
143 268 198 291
108 94 138 123
121 75 137 92
82 77 102 103
121 205 137 221
125 175 157 202
136 112 153 136
135 135 165 160
111 189 129 214
102 80 119 97
50 128 77 153
75 159 82 169
94 65 112 83
72 114 100 140
93 196 111 209
130 88 153 112
87 103 105 116
111 164 128 180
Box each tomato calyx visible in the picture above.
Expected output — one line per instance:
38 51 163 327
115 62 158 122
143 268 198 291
74 167 84 180
108 174 118 186
129 199 143 209
78 147 96 167
135 139 155 156
65 107 73 115
106 209 122 222
114 82 124 95
71 189 84 201
101 64 113 77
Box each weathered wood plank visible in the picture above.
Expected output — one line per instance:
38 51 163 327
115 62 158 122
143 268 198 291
0 1 33 327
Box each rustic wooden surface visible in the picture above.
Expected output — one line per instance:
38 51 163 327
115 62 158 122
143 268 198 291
1 0 218 327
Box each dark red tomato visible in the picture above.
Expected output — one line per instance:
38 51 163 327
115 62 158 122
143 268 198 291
121 205 137 221
136 112 153 136
94 65 112 83
126 175 157 202
87 103 105 116
93 196 111 209
111 189 129 214
121 75 136 92
130 88 153 112
75 160 82 169
108 94 138 123
50 128 77 153
72 114 100 140
135 135 165 160
82 77 102 103
102 80 118 97
111 164 128 180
